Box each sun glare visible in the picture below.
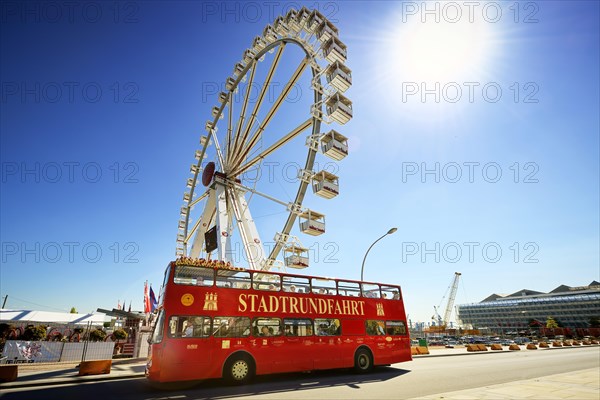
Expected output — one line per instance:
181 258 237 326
400 20 490 82
367 8 501 124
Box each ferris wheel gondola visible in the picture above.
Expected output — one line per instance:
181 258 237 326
176 8 353 272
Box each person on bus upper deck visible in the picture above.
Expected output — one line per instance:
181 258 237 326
289 285 297 292
393 292 400 300
260 326 271 336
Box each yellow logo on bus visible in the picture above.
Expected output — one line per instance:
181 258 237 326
203 292 218 311
181 293 194 306
376 303 385 316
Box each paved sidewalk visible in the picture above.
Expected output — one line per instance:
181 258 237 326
0 358 146 389
415 367 600 399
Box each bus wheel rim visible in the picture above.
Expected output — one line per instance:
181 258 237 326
359 354 369 368
231 360 249 380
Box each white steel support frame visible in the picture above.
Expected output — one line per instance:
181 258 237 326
189 191 216 258
214 180 234 264
228 186 267 270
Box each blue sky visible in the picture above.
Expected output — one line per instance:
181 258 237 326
1 1 598 326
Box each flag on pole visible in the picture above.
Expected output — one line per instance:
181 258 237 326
117 299 121 310
149 285 158 312
144 281 151 313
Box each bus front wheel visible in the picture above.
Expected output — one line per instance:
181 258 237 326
354 348 373 373
224 355 254 385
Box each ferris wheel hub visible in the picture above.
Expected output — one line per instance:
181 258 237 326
202 162 216 186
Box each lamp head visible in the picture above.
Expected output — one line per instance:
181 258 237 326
387 227 398 235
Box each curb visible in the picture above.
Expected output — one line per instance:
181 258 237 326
413 349 512 358
0 372 145 389
414 344 598 358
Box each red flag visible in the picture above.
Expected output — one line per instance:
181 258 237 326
144 281 151 313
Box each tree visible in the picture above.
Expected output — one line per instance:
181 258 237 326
112 328 128 341
89 329 107 342
546 317 559 329
22 325 47 341
69 307 77 314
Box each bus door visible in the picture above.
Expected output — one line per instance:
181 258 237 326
163 315 212 380
312 318 342 369
282 318 313 371
249 317 285 374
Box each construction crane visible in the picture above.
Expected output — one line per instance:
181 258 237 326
431 272 461 330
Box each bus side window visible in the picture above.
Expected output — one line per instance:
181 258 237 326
253 317 282 337
168 316 211 338
381 285 400 300
213 316 251 338
217 270 251 289
314 318 340 336
361 283 381 298
174 265 214 286
366 320 385 336
385 320 407 336
253 272 281 291
338 280 361 297
282 276 310 294
283 318 312 336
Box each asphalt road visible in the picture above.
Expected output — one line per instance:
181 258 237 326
1 347 598 400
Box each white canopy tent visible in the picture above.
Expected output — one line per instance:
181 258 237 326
0 309 109 325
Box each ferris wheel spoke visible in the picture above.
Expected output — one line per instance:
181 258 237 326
230 58 310 171
227 64 257 168
188 189 209 210
230 44 286 169
233 118 313 177
225 97 234 168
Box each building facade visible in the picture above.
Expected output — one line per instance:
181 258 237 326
457 281 600 331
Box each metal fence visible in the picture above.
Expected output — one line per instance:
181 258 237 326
1 340 115 364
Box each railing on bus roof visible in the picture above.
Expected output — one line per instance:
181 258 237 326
170 257 402 300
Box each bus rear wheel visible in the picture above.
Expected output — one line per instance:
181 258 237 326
224 355 254 385
354 348 373 373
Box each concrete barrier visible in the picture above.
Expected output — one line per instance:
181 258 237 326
539 342 549 348
0 365 18 382
526 343 537 350
591 340 599 345
552 341 562 347
562 341 572 346
416 346 430 355
508 344 521 351
411 346 419 355
477 344 488 351
466 344 479 352
572 340 581 346
490 344 503 350
582 340 591 345
78 360 112 376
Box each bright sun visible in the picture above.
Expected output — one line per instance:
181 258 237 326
384 17 495 83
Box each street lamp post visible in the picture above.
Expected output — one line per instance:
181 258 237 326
360 227 397 281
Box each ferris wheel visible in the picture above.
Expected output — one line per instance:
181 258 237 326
176 8 352 272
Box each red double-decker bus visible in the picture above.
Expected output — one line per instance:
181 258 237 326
145 258 412 384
